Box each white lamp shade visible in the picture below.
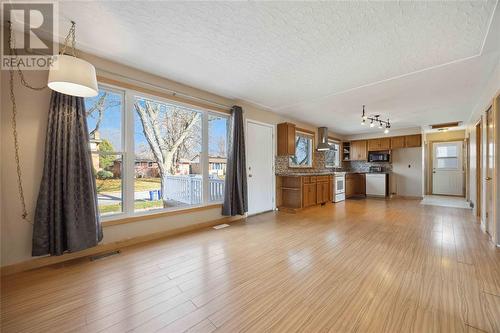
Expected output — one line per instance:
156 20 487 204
48 55 98 97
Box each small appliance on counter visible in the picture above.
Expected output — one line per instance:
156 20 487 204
369 166 384 173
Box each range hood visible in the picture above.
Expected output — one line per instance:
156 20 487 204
316 127 334 151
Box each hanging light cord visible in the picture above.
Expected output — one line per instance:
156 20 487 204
60 21 77 56
7 21 48 223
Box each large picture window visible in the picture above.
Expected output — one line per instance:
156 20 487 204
85 84 229 220
289 131 314 167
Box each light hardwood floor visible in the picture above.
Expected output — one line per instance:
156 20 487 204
1 198 500 333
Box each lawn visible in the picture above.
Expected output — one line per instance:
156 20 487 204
96 178 161 193
99 199 164 214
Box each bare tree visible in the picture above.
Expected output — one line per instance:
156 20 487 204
86 92 121 138
134 100 201 207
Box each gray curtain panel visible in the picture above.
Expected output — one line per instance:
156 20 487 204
32 91 102 256
222 106 248 216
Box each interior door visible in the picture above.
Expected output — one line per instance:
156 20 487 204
432 141 464 196
485 107 494 236
246 121 274 215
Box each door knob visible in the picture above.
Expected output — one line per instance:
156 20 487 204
485 177 492 181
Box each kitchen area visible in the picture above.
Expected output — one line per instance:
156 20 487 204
275 122 423 212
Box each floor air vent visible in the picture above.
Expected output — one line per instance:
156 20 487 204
213 224 230 230
90 250 121 261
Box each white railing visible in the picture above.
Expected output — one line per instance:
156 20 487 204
163 175 224 204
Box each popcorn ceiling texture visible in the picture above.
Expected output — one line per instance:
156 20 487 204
60 1 495 109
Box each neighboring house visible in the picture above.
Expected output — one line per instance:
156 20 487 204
89 132 102 172
190 155 227 178
111 158 160 178
109 155 226 179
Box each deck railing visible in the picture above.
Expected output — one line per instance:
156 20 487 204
163 175 224 204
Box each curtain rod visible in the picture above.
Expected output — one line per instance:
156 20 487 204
96 68 233 110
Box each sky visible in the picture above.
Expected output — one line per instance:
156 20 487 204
85 88 228 158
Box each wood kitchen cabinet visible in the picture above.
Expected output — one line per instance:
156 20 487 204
316 176 330 204
345 173 366 198
350 140 367 160
368 138 390 151
405 134 422 148
277 122 296 156
390 136 406 149
277 175 334 211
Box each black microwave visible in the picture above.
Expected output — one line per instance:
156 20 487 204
368 152 390 162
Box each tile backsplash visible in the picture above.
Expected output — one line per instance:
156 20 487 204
343 160 392 173
275 152 342 175
275 152 392 175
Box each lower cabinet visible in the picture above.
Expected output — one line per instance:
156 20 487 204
277 175 334 211
345 173 366 198
303 183 317 207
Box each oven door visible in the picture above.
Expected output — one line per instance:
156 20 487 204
335 176 345 194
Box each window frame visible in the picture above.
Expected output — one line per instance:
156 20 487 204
325 139 341 168
288 130 315 168
91 83 230 223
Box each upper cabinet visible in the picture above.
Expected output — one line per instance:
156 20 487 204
390 136 405 149
368 138 390 151
405 134 422 148
350 140 367 160
277 122 296 156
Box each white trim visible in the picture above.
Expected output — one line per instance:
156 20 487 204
245 118 276 212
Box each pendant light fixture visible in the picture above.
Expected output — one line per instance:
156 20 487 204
48 21 98 97
360 105 391 134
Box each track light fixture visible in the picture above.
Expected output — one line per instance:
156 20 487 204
360 105 391 134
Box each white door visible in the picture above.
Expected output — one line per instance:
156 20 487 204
246 120 274 215
432 141 464 196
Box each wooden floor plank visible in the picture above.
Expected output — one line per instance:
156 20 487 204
1 198 499 333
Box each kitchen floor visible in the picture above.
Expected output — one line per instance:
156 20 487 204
2 198 498 332
421 195 471 209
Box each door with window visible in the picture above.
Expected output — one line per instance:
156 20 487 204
246 120 274 215
432 141 464 196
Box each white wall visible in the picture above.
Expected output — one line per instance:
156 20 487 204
391 147 423 197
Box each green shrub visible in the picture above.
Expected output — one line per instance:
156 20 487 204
96 170 114 180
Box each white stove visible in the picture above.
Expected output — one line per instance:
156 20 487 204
333 172 346 202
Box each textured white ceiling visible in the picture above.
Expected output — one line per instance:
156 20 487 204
58 1 499 134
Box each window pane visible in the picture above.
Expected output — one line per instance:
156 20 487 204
437 157 459 169
94 154 122 216
289 133 313 167
85 87 124 218
134 97 203 212
208 114 228 202
325 141 340 168
85 87 123 152
436 145 457 158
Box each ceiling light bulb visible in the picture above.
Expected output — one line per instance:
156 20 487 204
378 122 383 129
384 128 389 134
370 121 375 128
361 119 365 125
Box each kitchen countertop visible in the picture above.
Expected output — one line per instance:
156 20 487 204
276 172 335 177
